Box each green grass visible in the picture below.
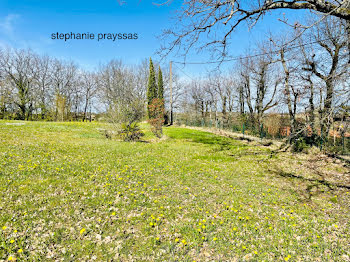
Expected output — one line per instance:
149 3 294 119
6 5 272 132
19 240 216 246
0 121 349 261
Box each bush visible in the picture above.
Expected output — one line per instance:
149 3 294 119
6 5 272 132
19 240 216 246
118 122 144 142
148 98 165 138
292 137 309 152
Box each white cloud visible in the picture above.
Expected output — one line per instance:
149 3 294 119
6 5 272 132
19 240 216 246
0 14 20 35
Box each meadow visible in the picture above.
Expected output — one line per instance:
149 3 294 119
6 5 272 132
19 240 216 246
0 121 349 261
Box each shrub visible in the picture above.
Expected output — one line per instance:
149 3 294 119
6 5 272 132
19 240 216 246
118 122 144 142
148 98 165 138
292 137 309 152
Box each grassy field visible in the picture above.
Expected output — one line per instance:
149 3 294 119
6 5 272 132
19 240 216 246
0 121 349 261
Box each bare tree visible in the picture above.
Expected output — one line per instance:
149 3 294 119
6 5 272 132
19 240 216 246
159 0 350 59
252 54 280 127
33 55 52 119
81 72 98 122
301 16 348 136
99 59 145 125
51 59 78 121
0 48 37 120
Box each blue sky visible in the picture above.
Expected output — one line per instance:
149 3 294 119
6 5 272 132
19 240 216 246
0 0 308 76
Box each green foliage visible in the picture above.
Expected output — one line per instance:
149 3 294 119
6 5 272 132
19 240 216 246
292 137 309 152
118 122 144 141
157 66 164 100
147 58 157 116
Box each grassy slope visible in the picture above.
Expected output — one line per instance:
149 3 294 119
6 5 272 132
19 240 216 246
0 121 349 261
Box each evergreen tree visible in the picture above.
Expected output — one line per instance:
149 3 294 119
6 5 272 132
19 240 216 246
157 66 164 100
147 58 157 117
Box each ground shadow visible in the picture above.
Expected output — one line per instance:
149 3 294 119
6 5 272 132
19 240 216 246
270 167 350 201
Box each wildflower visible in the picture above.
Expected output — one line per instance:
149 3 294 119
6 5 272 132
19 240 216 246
175 238 179 242
18 249 23 253
8 256 14 261
111 212 116 216
284 255 291 261
254 251 258 255
213 237 217 241
80 228 86 234
2 226 7 230
10 239 15 244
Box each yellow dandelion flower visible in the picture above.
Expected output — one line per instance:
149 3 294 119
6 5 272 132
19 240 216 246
18 249 23 253
111 212 116 216
284 255 291 261
2 226 7 230
175 238 179 242
10 239 15 244
80 228 86 234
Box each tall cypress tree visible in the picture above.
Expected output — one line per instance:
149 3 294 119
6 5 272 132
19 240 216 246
147 58 157 116
157 66 164 100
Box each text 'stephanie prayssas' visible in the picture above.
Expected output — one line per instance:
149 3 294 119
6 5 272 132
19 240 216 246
51 32 138 42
